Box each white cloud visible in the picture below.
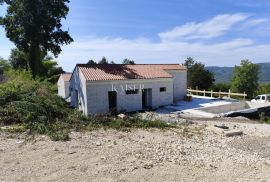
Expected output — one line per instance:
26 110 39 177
242 18 269 27
2 13 270 72
58 36 270 72
58 13 270 71
158 14 250 41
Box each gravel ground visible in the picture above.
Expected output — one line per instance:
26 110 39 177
1 119 270 182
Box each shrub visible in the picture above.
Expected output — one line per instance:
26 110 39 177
210 83 231 92
259 112 270 124
0 70 78 138
256 83 270 95
0 70 175 141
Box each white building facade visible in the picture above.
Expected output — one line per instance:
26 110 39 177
69 64 187 115
57 73 72 99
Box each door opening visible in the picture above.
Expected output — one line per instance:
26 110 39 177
142 88 152 109
108 91 117 112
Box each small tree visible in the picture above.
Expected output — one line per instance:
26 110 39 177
183 57 215 90
0 57 10 82
98 57 109 64
41 56 64 83
122 58 135 64
87 59 96 64
231 60 260 98
256 83 270 95
8 48 29 70
0 57 10 74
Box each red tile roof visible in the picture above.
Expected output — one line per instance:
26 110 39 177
77 64 186 81
61 73 72 81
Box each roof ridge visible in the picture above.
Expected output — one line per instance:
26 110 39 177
76 63 182 66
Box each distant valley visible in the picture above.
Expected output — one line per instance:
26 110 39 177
206 62 270 83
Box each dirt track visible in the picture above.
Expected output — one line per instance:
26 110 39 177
1 120 270 182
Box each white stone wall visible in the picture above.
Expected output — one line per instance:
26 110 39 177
64 81 70 98
57 76 70 99
166 70 187 101
86 79 174 115
57 76 65 98
69 67 88 115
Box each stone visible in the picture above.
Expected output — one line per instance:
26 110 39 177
207 126 225 135
95 142 102 146
224 130 243 137
118 114 126 119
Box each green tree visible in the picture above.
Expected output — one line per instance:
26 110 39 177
8 48 29 70
87 59 96 64
210 83 231 92
122 58 135 64
98 57 109 64
0 57 10 74
183 57 215 90
41 56 64 83
0 0 73 78
256 83 270 95
0 57 10 82
231 60 260 98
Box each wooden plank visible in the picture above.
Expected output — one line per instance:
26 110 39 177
187 89 247 97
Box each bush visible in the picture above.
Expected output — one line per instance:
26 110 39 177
256 83 270 95
210 83 231 92
74 115 173 131
259 112 270 124
0 70 78 138
0 70 175 141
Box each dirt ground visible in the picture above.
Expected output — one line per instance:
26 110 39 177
1 119 270 182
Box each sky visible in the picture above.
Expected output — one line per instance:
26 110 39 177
1 0 270 71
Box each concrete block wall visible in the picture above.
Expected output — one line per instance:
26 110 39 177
86 79 173 115
57 77 65 98
57 77 70 98
64 81 70 99
166 70 187 101
199 102 247 114
69 67 88 115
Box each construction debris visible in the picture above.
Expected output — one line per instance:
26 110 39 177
214 124 229 129
117 113 127 119
207 125 243 137
224 130 243 137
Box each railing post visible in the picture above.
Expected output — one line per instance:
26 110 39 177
228 89 231 98
204 90 206 97
219 90 221 98
211 90 213 98
244 91 246 101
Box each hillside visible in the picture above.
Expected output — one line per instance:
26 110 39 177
207 62 270 83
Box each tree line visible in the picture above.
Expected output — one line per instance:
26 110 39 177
87 57 135 65
184 57 262 98
0 0 267 98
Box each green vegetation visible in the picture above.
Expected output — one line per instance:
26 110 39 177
122 58 135 64
0 70 74 140
184 57 215 90
207 62 270 83
87 58 136 65
0 0 73 77
0 70 173 141
256 83 270 95
259 113 270 124
98 57 109 64
210 83 231 92
231 60 260 98
4 49 64 84
0 57 10 78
